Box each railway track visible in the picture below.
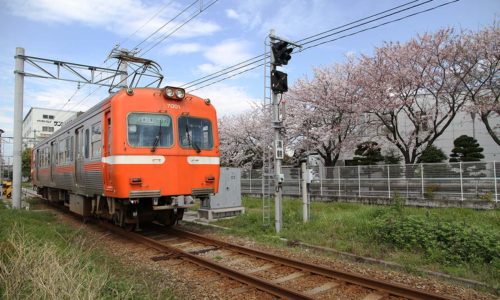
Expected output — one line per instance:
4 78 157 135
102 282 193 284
131 225 456 300
25 189 456 299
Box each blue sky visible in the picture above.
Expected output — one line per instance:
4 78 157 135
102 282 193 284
0 0 498 157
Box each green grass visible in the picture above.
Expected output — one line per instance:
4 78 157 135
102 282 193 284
215 196 500 288
0 200 175 299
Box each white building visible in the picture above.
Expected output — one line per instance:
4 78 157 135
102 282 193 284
336 109 499 164
22 107 78 148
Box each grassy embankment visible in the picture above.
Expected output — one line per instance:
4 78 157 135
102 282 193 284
214 196 500 288
0 199 175 299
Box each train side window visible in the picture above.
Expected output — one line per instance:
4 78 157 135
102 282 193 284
91 122 102 159
59 139 65 164
65 138 70 162
70 136 74 161
84 129 89 159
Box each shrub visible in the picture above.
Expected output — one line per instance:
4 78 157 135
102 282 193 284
373 213 500 265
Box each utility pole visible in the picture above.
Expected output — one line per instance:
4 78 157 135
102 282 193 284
10 47 160 209
12 47 24 209
268 30 301 233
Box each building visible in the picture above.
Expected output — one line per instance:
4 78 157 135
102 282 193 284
22 107 78 148
336 109 499 164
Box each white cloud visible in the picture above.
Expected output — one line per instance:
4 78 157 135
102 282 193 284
5 0 221 41
164 43 202 55
194 84 259 116
197 39 254 74
225 9 239 19
228 0 342 37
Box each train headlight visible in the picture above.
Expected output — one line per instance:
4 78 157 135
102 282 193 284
175 89 185 99
163 86 185 100
165 87 174 98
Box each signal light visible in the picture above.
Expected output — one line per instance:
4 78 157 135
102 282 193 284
271 70 288 94
272 41 293 66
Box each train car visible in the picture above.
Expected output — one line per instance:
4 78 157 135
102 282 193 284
32 86 220 229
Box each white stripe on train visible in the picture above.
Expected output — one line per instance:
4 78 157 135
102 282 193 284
101 155 219 165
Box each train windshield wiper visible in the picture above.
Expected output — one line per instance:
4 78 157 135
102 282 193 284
185 122 192 147
151 121 162 152
193 141 201 153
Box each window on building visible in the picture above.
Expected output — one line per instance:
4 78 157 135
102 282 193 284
48 115 54 119
42 126 54 132
43 114 48 119
91 122 102 159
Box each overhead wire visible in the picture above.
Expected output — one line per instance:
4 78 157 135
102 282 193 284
182 0 460 92
140 0 219 56
62 0 213 114
181 0 433 91
117 0 176 48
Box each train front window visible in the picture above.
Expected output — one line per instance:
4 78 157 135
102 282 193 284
178 117 213 150
128 113 173 148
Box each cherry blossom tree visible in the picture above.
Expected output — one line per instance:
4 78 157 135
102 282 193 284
218 104 271 168
359 28 472 164
285 58 365 167
458 24 500 145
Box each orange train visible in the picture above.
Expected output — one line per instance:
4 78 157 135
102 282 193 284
32 87 220 228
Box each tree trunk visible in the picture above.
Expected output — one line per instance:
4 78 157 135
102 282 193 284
481 112 500 146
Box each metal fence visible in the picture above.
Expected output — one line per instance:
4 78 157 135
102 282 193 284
241 161 499 202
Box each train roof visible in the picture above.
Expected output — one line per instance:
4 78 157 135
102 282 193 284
31 87 206 148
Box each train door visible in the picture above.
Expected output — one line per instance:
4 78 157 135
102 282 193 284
103 111 112 190
75 127 85 187
50 141 56 183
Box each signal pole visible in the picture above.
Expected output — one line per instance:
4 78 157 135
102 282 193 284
269 30 283 233
268 30 301 233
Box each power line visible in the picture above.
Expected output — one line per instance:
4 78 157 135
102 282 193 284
118 0 176 48
299 0 459 51
63 0 217 114
189 62 266 93
140 0 219 56
182 54 268 90
296 0 422 44
298 0 435 47
134 0 200 53
184 0 460 92
180 0 432 90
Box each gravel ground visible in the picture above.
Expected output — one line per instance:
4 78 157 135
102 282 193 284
47 210 497 300
180 223 499 300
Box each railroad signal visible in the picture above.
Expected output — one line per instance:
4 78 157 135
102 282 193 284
271 41 293 66
271 70 288 94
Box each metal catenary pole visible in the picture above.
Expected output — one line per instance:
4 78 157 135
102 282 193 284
12 47 25 209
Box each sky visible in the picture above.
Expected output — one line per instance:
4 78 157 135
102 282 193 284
0 0 498 158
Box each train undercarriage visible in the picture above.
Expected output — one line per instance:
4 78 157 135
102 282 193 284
36 186 201 230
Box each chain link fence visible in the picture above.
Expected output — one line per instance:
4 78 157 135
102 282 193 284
242 162 499 202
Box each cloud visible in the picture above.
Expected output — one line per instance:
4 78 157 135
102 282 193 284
225 9 239 19
164 43 202 55
228 0 343 37
4 0 221 41
197 39 254 74
193 83 259 116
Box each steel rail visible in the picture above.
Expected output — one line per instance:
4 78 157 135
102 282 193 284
25 192 314 300
168 227 457 300
96 221 314 300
